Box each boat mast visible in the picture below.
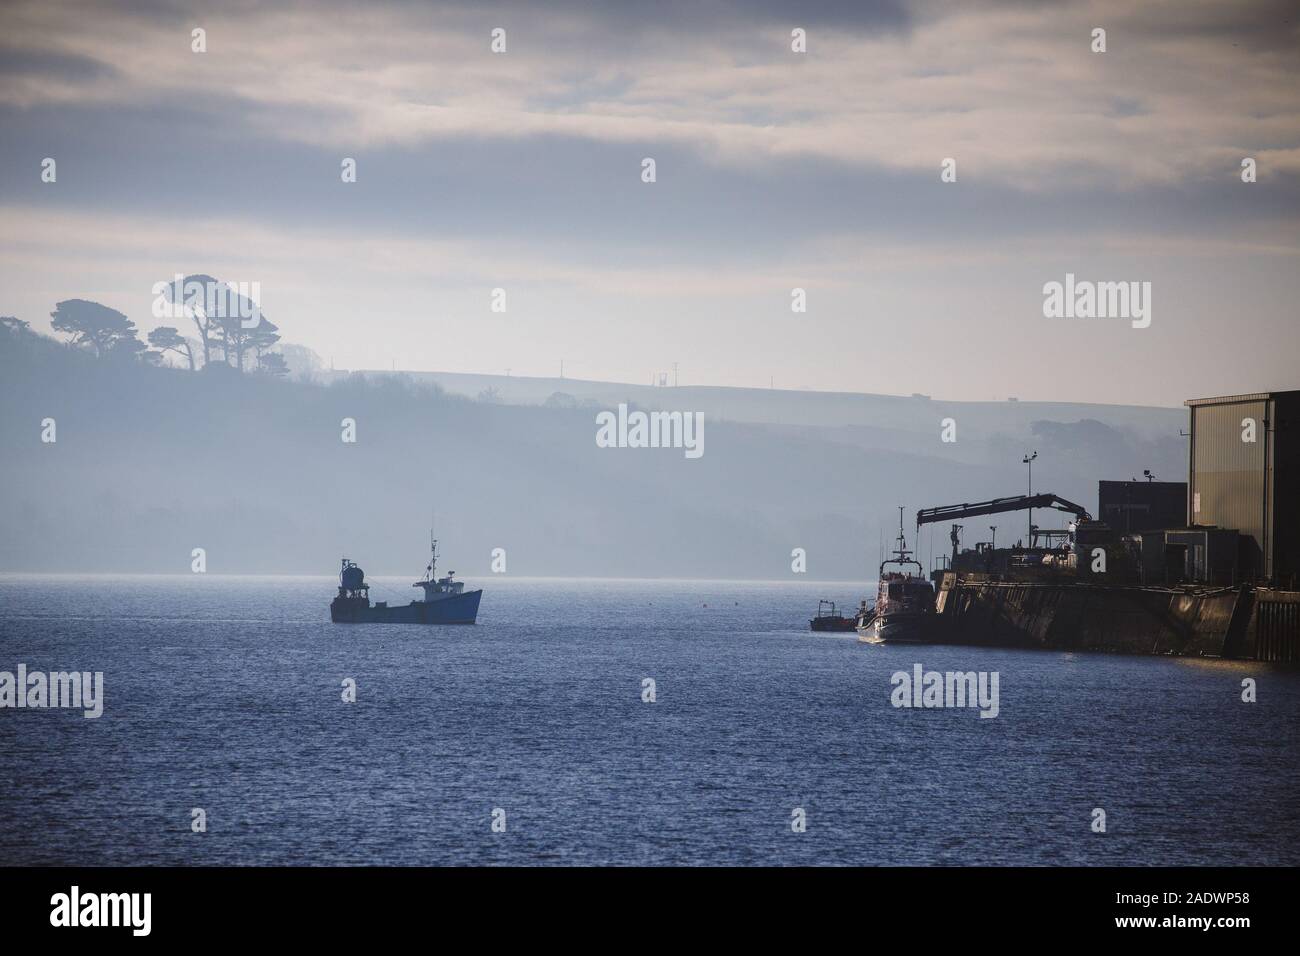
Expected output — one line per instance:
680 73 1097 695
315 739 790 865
880 505 922 576
895 505 908 559
421 505 439 584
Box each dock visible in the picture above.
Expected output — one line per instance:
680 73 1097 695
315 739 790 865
934 578 1300 661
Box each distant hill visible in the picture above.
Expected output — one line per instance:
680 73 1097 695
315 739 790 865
2 326 1189 580
326 368 1183 439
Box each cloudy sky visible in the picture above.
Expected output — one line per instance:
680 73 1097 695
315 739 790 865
1 0 1297 405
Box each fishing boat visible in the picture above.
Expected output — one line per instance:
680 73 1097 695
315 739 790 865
329 536 482 624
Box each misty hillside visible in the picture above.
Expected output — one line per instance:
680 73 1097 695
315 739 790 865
1 324 1189 580
330 369 1183 439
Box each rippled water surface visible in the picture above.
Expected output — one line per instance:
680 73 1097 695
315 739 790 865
1 574 1297 865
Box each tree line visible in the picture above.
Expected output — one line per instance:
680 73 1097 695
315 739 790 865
0 275 323 377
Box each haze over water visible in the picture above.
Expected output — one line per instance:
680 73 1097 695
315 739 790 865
2 575 1296 866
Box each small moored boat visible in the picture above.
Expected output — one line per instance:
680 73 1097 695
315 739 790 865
809 599 859 632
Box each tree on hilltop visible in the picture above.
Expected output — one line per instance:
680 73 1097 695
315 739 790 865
257 352 289 377
49 299 144 358
249 323 282 371
147 326 196 370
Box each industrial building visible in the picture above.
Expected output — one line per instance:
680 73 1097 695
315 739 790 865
1186 390 1300 587
913 389 1300 659
1098 479 1187 533
1128 526 1240 587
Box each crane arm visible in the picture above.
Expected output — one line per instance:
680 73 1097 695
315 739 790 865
916 493 1091 530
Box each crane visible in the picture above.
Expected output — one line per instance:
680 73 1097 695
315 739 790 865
916 493 1092 548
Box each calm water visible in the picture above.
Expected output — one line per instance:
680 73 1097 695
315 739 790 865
1 574 1297 866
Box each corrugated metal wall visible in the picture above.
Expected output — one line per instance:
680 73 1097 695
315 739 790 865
1190 400 1267 574
1254 597 1300 662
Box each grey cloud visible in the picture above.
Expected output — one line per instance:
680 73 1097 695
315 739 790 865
0 49 118 84
3 98 1296 261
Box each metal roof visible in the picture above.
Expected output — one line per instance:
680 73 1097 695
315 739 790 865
1185 390 1300 408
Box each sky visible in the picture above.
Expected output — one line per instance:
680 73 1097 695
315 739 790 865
1 0 1297 406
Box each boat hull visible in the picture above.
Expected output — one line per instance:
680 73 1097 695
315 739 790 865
330 589 482 624
810 615 858 632
857 611 935 644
